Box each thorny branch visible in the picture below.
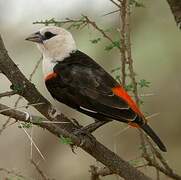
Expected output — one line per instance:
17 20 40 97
90 165 112 180
30 159 50 180
142 134 181 180
0 55 42 134
0 90 17 98
109 0 121 8
0 35 150 180
116 0 181 179
119 0 128 87
166 0 181 28
33 15 121 51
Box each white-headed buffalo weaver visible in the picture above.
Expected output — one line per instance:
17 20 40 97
26 26 167 152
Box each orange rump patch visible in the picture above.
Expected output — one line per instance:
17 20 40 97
128 122 140 128
112 86 143 116
45 72 57 81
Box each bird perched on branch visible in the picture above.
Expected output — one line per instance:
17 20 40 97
26 26 166 152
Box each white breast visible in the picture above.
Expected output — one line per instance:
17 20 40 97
42 56 56 78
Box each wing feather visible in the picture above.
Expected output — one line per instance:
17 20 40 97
51 50 139 122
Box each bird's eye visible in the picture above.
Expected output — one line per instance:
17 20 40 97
44 31 56 40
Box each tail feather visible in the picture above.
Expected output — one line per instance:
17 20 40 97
141 123 167 152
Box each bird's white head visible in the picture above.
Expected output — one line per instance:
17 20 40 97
26 26 77 76
26 26 76 60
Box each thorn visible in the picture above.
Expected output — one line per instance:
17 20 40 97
19 122 45 161
48 106 61 119
102 9 120 16
146 113 160 120
113 125 130 137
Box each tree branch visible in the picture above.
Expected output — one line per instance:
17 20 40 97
0 90 17 98
30 159 50 180
166 0 181 28
90 165 112 180
0 34 151 180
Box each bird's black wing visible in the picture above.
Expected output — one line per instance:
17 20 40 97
46 50 139 123
45 50 167 152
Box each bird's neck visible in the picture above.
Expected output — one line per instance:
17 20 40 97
42 49 76 79
42 56 57 78
41 41 76 79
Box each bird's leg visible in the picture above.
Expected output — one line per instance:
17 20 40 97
71 120 111 151
81 120 109 133
73 120 109 136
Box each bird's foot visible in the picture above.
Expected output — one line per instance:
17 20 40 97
80 120 108 134
72 127 96 147
71 121 108 149
48 106 61 119
72 126 94 138
71 118 83 129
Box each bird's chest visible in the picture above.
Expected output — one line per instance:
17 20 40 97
42 57 57 78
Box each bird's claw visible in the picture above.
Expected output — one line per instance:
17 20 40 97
72 127 96 147
71 118 83 128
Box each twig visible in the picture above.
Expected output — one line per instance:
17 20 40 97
29 55 42 81
90 165 101 180
0 56 42 134
0 102 44 113
102 9 120 16
141 131 181 179
166 0 181 28
90 165 112 180
33 15 120 51
19 122 45 160
30 159 49 180
143 153 181 180
124 0 139 104
0 90 17 98
119 0 128 86
145 135 173 173
109 0 121 8
118 2 172 179
33 18 87 26
82 15 118 47
89 162 147 180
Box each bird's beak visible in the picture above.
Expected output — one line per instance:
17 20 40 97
25 32 43 43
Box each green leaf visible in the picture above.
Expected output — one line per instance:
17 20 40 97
60 135 73 145
18 122 32 129
104 40 120 51
111 67 121 73
112 40 120 48
138 79 151 88
139 99 144 105
115 75 121 81
104 44 114 51
125 84 134 92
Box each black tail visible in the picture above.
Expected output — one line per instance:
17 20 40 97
141 123 167 152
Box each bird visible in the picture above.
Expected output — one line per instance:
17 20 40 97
26 26 167 152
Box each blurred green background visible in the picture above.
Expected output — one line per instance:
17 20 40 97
0 0 181 179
